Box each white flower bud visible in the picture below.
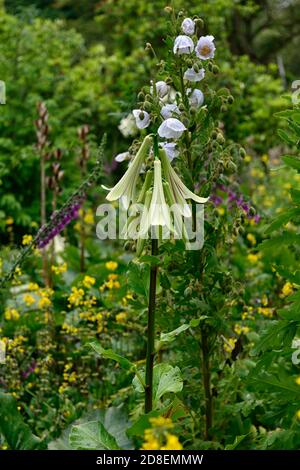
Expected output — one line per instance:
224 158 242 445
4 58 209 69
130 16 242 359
181 18 195 35
159 142 179 162
151 80 170 98
115 151 130 162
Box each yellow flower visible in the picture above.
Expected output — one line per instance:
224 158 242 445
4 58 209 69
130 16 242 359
38 296 51 309
105 261 118 271
261 294 268 306
247 233 256 246
5 217 14 225
23 294 35 307
257 307 273 318
62 323 78 335
224 337 237 353
82 275 96 289
150 416 173 429
116 312 127 324
217 207 225 216
295 377 300 386
22 234 33 246
83 209 95 225
4 308 20 321
280 282 293 298
161 433 183 450
247 253 260 264
261 154 269 163
234 324 250 335
244 155 252 163
108 273 118 281
51 263 67 275
28 282 39 291
296 410 300 420
141 433 160 450
68 287 85 307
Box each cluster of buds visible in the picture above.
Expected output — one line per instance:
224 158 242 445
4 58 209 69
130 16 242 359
36 194 85 249
35 102 50 153
47 148 64 196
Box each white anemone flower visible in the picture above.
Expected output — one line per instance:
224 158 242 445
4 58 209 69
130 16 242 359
173 35 194 55
133 109 151 129
195 35 216 60
184 67 205 82
158 118 186 139
181 18 195 36
140 160 172 236
160 148 209 217
159 142 179 162
115 151 130 162
105 135 152 209
188 88 204 109
150 80 170 99
160 103 181 120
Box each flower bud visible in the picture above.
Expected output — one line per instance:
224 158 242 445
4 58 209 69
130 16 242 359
217 133 225 145
207 61 213 72
227 95 234 104
138 91 145 101
221 105 228 113
164 6 173 13
212 65 219 75
249 206 256 216
143 101 152 112
211 130 218 140
178 103 185 112
195 18 204 29
239 147 246 158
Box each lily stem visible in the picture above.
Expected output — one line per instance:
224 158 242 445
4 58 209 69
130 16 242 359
145 239 158 413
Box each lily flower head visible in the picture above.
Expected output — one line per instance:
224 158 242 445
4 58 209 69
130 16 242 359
105 135 152 209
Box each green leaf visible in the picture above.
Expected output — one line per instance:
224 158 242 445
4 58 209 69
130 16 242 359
225 434 249 450
0 392 45 450
69 420 119 450
282 155 300 171
278 129 298 145
159 324 190 344
133 364 183 408
127 261 150 298
89 342 134 371
264 208 300 234
290 188 300 204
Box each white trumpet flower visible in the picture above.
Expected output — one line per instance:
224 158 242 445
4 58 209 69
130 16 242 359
105 135 152 209
140 160 172 236
133 109 151 129
160 148 209 216
158 118 186 139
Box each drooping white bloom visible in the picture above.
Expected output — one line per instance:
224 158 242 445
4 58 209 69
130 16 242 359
115 151 130 162
195 35 215 60
173 35 194 55
159 142 179 162
140 160 172 236
118 113 138 137
105 135 152 209
133 109 151 129
188 88 204 109
158 118 186 139
184 67 205 82
160 103 180 120
181 18 195 36
160 148 209 217
150 80 170 99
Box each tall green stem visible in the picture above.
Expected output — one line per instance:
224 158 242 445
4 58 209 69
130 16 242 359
201 327 213 439
145 238 158 413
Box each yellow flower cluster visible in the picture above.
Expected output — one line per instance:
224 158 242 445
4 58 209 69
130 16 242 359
22 234 33 245
247 253 261 264
141 417 182 451
79 311 104 333
100 273 120 291
62 323 78 335
23 293 35 307
246 233 256 246
68 287 85 307
257 307 274 318
82 275 96 289
4 308 20 321
280 282 294 298
59 363 77 394
115 312 127 324
234 324 250 335
2 335 27 353
51 262 67 275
